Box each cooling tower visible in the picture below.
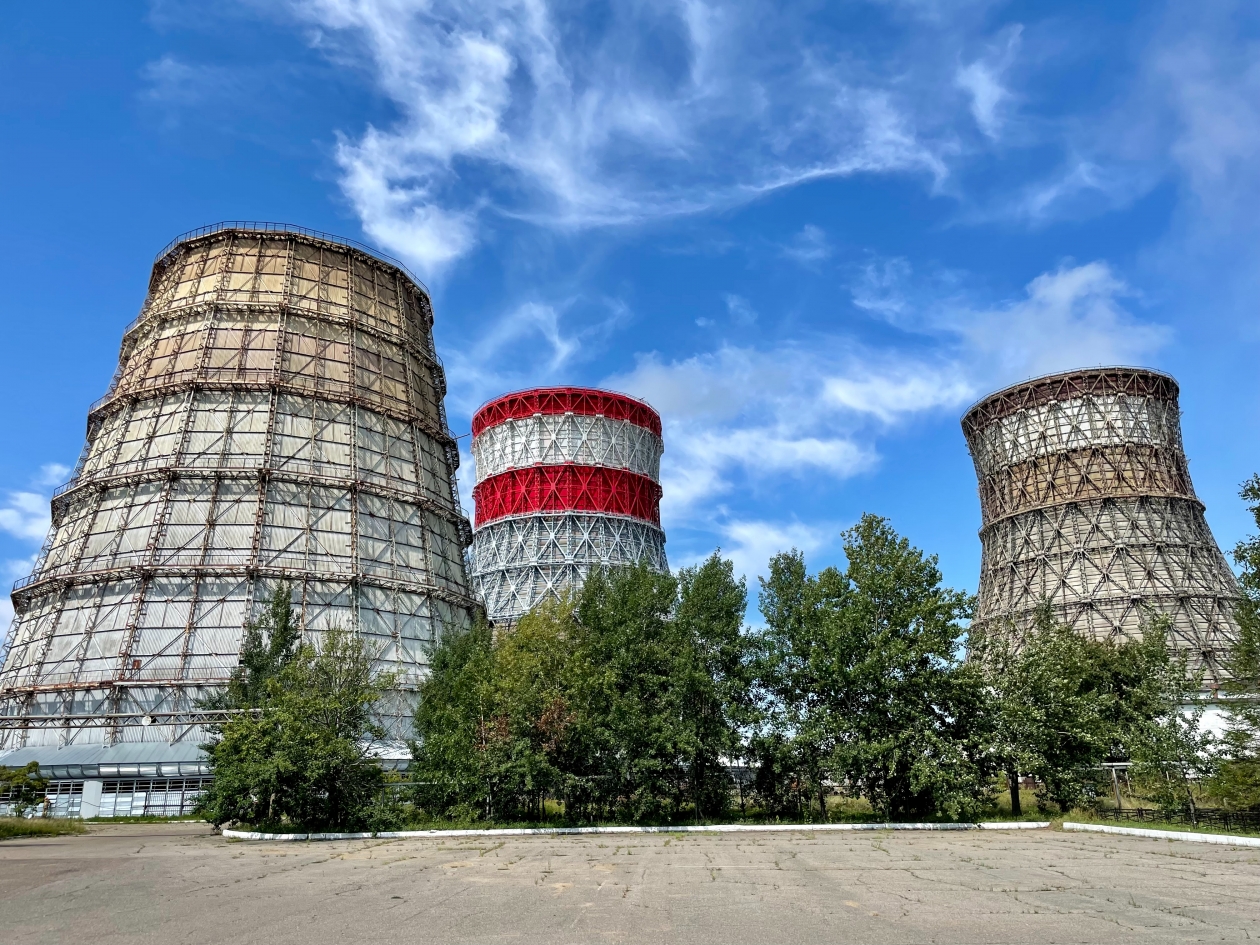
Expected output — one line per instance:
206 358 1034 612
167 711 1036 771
468 387 667 623
962 367 1240 687
0 223 477 774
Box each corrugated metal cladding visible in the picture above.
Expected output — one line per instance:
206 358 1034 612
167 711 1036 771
0 225 478 753
468 387 667 624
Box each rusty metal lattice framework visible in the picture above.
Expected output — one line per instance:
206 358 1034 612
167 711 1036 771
0 224 478 751
468 388 667 623
962 367 1240 687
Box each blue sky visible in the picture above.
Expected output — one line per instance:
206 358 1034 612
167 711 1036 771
2 1 1259 628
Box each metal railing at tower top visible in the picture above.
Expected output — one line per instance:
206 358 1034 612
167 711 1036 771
959 364 1177 422
152 222 430 296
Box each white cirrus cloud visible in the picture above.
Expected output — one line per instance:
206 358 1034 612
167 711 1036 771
34 464 70 489
781 224 832 265
0 464 62 646
823 366 973 423
1147 4 1260 247
955 25 1022 140
286 0 979 275
853 257 1169 385
716 518 833 592
444 296 630 423
722 294 758 326
0 555 37 647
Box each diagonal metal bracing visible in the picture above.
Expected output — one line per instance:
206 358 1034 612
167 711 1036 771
963 368 1240 688
468 388 667 625
1 227 478 751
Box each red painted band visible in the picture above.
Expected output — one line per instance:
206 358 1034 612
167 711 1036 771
472 387 662 438
473 465 662 527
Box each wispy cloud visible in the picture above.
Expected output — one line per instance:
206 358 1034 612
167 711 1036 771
286 0 975 275
0 554 36 643
606 342 955 527
0 464 68 544
715 517 832 590
955 25 1021 140
722 294 758 326
947 261 1169 381
850 257 915 320
0 492 51 544
823 365 972 423
1147 3 1260 259
781 224 832 265
853 257 1168 382
444 295 631 434
34 464 70 489
607 257 1166 552
0 464 65 640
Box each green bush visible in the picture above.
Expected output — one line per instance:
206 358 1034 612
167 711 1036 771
411 555 748 824
196 588 396 831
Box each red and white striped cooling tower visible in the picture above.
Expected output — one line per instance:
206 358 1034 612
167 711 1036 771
468 387 667 623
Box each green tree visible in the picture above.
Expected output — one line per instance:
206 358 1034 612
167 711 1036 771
1213 475 1260 809
574 561 688 821
410 556 750 825
196 627 392 830
753 516 986 821
829 515 986 820
409 617 498 820
671 554 748 818
750 549 841 818
0 762 48 817
972 604 1114 816
411 605 579 822
1118 619 1215 821
201 582 300 712
491 600 580 820
977 605 1214 818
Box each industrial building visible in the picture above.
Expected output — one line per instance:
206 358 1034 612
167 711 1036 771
0 223 477 816
468 387 667 623
962 367 1240 687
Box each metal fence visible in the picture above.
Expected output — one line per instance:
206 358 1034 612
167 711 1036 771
1096 806 1260 832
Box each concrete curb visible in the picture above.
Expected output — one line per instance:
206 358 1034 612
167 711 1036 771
1063 821 1260 848
221 821 1051 842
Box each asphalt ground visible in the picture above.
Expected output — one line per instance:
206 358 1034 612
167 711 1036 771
0 822 1256 944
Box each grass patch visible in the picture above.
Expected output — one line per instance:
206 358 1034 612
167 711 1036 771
0 818 87 841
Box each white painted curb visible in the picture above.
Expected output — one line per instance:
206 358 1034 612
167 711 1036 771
221 821 1050 842
1063 821 1260 848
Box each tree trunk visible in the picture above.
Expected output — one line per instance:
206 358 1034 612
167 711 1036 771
1007 768 1021 817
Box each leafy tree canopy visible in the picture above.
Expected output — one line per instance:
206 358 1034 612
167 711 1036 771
0 762 48 818
411 555 749 824
752 514 986 821
196 626 393 830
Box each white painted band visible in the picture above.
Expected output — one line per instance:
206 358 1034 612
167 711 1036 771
1063 821 1260 847
222 821 1050 842
472 414 663 484
969 394 1182 477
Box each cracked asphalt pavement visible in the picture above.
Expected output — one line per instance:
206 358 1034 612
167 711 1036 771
0 823 1257 943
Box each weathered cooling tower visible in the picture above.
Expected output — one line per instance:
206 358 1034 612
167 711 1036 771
963 367 1240 687
468 387 667 623
0 224 477 793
